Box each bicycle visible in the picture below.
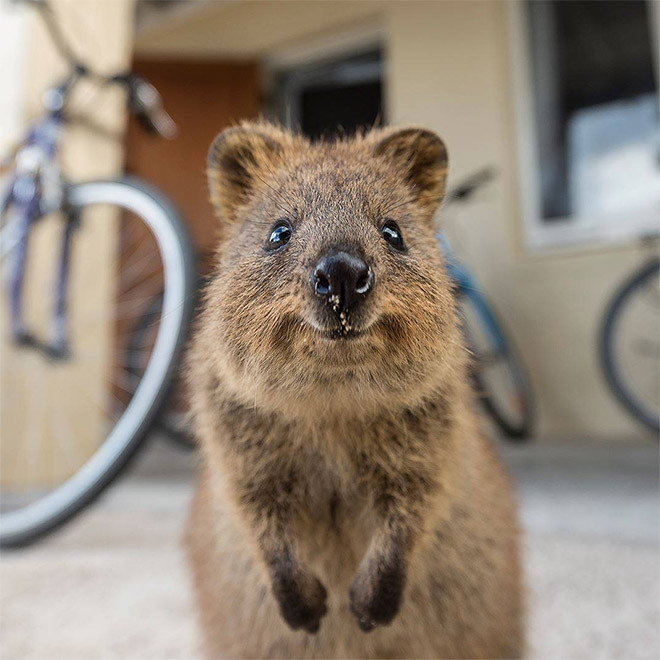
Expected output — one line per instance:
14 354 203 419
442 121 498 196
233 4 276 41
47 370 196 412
599 237 659 436
130 169 535 444
127 263 215 449
0 1 196 548
440 170 534 440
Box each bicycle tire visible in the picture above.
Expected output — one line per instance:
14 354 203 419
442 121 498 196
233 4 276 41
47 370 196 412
459 290 534 440
0 177 196 548
128 293 196 450
599 257 660 436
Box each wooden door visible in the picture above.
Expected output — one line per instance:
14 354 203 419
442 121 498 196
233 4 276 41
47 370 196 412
124 58 261 254
116 59 261 427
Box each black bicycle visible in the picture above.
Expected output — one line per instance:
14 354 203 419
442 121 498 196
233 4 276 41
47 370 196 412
0 1 196 548
600 238 660 437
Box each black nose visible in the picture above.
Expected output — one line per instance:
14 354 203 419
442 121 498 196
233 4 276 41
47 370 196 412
312 249 374 312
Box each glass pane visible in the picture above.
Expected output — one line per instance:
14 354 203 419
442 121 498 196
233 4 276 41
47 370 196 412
527 0 660 222
276 50 383 140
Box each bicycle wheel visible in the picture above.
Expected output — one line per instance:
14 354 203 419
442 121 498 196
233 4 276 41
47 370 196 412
600 258 660 436
0 177 195 547
127 292 195 449
458 289 534 440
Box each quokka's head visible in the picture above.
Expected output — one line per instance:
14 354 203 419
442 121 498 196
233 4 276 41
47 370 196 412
203 122 462 418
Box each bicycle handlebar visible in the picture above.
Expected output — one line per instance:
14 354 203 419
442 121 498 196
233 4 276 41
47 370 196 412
446 167 497 204
20 0 178 139
123 76 179 139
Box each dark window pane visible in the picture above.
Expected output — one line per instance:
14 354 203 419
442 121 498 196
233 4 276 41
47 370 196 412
301 81 382 140
277 50 383 140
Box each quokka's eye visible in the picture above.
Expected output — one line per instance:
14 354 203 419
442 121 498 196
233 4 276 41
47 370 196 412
267 219 292 251
380 220 406 252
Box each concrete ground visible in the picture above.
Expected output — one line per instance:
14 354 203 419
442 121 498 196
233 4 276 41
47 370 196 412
1 438 658 660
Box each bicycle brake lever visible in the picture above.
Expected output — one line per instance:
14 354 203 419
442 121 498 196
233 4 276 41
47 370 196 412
132 79 178 139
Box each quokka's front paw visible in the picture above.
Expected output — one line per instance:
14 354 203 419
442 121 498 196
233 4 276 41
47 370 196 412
271 569 328 633
349 560 405 632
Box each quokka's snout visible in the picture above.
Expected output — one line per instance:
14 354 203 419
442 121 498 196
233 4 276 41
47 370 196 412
310 245 374 337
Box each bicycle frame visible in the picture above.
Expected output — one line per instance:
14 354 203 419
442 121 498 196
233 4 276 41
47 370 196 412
437 229 507 355
2 1 176 360
2 104 79 359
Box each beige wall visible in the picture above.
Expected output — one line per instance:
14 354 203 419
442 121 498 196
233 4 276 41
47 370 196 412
135 0 652 440
0 5 29 154
385 1 649 440
1 0 135 486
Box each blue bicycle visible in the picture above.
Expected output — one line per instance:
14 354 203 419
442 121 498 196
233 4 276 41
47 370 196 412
440 170 534 440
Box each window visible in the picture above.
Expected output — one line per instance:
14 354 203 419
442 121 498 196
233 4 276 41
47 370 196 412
275 50 383 140
511 0 660 249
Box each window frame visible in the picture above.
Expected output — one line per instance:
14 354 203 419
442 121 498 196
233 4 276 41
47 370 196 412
508 0 660 252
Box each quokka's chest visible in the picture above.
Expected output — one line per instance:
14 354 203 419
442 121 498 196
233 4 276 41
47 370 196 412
289 450 382 534
292 479 379 578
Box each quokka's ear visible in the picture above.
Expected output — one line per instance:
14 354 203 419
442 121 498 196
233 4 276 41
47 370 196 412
373 128 448 213
207 124 284 222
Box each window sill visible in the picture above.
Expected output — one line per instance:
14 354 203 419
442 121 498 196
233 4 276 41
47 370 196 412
524 209 659 256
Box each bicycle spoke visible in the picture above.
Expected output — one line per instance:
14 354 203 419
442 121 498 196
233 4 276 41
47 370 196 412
76 294 162 326
118 256 161 298
119 266 163 298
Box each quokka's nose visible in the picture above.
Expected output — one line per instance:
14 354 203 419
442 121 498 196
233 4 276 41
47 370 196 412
311 249 374 312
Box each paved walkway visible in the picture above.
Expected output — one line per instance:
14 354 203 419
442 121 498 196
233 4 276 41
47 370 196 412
1 440 658 659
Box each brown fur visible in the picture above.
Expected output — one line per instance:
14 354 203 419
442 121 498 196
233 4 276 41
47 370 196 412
185 121 524 658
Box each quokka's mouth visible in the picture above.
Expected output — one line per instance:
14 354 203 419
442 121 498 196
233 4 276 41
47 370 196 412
318 327 365 341
304 319 368 341
307 305 376 341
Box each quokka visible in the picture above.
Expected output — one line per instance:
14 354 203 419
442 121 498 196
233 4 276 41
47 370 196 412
185 122 524 659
